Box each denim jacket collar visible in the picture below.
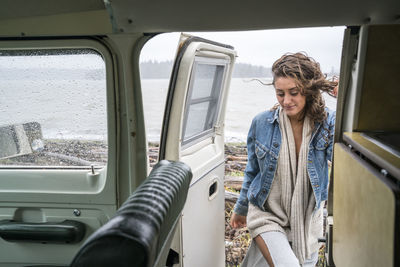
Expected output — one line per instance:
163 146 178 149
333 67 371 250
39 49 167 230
267 108 280 124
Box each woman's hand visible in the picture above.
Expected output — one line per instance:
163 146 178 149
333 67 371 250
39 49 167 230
332 84 338 97
230 212 247 229
332 76 339 97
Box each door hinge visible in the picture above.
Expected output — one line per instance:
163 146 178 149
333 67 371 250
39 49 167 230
214 125 222 135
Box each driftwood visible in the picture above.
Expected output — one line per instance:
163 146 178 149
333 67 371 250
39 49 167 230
224 143 248 175
226 155 248 161
225 190 239 204
224 176 244 191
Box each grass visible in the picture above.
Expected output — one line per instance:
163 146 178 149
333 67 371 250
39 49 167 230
225 202 251 266
226 170 244 177
225 186 240 194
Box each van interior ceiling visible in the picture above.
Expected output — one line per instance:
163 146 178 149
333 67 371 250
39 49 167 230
0 0 399 34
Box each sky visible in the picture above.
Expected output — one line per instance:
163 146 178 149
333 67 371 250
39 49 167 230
140 26 346 73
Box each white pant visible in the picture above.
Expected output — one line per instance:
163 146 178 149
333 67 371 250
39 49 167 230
241 231 319 267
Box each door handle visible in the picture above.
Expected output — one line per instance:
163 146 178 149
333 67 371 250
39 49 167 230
0 220 85 244
208 180 218 200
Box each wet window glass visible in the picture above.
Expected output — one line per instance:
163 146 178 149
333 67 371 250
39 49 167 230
0 49 107 167
184 102 210 138
182 60 226 145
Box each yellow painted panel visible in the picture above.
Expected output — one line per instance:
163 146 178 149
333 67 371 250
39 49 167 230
333 143 395 267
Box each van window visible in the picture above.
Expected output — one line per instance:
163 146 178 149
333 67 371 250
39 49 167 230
182 57 228 146
0 49 107 167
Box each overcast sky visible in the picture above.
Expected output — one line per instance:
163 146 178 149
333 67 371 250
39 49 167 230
141 26 345 73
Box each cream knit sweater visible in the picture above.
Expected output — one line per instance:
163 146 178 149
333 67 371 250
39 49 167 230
247 109 323 264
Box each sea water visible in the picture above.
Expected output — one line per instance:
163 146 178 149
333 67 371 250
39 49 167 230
142 78 337 143
0 78 336 143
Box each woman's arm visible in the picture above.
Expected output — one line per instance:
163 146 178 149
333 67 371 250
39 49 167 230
326 110 336 161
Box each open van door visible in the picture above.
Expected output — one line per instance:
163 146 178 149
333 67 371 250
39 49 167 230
0 39 117 266
159 34 236 267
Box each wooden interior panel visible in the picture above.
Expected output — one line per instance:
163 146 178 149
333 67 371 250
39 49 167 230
333 143 395 267
356 25 400 131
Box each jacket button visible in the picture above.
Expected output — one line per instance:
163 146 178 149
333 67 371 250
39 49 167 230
269 166 273 171
273 143 278 148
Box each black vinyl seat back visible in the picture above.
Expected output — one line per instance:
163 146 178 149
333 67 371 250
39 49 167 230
70 160 192 267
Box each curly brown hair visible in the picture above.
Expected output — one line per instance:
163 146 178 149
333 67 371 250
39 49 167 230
271 52 338 123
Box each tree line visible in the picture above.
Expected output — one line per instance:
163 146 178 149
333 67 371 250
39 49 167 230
140 60 272 79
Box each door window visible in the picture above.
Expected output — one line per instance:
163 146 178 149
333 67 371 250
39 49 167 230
182 57 228 146
0 49 107 167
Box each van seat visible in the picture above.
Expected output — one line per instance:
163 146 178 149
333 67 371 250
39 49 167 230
70 160 192 267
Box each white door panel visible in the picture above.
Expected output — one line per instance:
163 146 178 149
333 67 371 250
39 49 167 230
161 33 236 267
0 169 113 203
181 139 225 185
182 166 225 267
0 205 113 265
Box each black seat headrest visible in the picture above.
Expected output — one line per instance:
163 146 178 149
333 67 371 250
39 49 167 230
70 160 192 267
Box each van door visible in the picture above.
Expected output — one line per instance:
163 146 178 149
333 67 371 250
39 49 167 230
159 34 236 267
0 39 117 266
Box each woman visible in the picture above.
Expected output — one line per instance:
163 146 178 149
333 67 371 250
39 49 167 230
230 52 338 266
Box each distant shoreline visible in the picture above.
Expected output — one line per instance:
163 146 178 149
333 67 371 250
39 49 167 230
140 60 274 79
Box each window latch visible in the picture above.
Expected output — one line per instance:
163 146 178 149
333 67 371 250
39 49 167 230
214 125 222 135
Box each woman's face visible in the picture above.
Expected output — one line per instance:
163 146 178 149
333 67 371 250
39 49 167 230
274 76 306 119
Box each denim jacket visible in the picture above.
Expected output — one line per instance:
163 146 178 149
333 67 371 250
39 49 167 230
234 107 335 216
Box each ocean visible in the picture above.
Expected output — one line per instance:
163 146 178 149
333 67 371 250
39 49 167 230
0 78 336 143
